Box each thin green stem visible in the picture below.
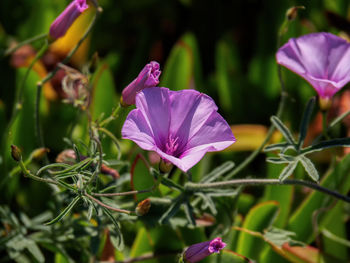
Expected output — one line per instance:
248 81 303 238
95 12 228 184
322 110 330 140
18 159 59 186
2 41 49 169
4 33 48 56
87 137 102 185
91 188 152 197
185 178 350 203
98 127 121 159
99 104 121 127
85 192 132 215
224 17 289 180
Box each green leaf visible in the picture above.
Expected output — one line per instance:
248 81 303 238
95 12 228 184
264 142 291 152
297 97 315 149
263 227 304 248
101 207 124 251
266 157 290 164
160 33 202 91
235 201 279 260
298 156 319 182
287 154 350 242
215 38 242 113
26 240 45 263
270 116 296 146
279 161 298 181
46 196 81 225
159 194 185 224
302 138 350 154
201 161 235 183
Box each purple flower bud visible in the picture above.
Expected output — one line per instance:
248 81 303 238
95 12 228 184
121 61 161 106
184 238 226 263
49 0 89 40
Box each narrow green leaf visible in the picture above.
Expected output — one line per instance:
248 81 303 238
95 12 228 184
201 161 235 183
101 207 124 250
184 201 196 226
299 156 319 182
263 142 291 152
195 192 217 214
46 196 81 225
302 138 350 154
159 194 185 224
26 240 45 263
297 97 316 149
235 201 280 260
271 116 296 146
279 161 298 181
266 158 290 164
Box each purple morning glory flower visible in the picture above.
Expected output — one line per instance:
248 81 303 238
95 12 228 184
276 32 350 101
122 87 236 172
184 237 226 263
49 0 89 40
121 61 161 106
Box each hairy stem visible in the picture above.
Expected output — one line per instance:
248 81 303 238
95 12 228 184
185 178 350 203
85 192 132 215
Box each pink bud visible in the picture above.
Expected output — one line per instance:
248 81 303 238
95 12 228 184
49 0 89 40
121 61 161 106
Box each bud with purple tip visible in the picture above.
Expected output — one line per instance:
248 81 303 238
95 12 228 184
49 0 89 40
121 61 161 106
184 237 226 263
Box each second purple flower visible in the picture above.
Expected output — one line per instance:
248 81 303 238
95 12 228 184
276 32 350 106
122 87 236 172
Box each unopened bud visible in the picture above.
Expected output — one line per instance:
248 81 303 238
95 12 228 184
31 148 49 160
135 198 151 216
11 145 22 162
286 6 305 21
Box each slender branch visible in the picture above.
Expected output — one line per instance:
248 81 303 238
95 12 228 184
92 188 152 197
85 192 132 215
87 136 103 185
2 41 49 168
18 159 60 186
99 104 121 127
4 33 48 56
185 178 350 203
